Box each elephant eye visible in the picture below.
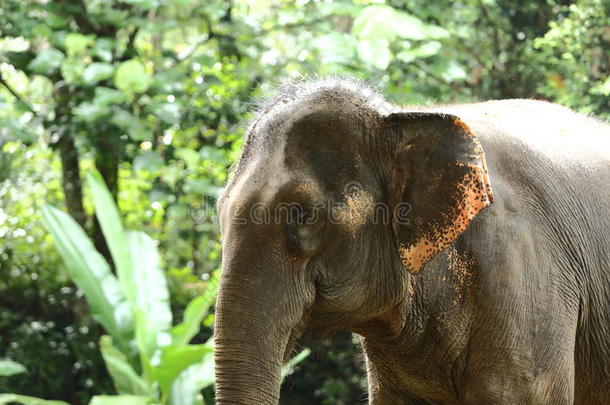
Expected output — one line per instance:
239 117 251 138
284 204 324 256
297 207 310 224
280 204 308 226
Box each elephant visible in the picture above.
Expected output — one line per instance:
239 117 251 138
213 77 610 404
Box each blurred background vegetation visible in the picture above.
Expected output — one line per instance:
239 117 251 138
0 0 607 403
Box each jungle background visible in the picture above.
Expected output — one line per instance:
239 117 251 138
0 0 608 404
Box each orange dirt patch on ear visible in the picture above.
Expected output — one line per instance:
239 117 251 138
398 163 493 274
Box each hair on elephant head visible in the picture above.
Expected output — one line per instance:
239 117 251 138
213 77 493 404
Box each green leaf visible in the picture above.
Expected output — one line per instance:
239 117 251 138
134 309 157 382
1 118 38 143
41 205 133 347
48 13 70 28
357 39 392 70
169 367 205 405
150 103 181 124
0 359 26 376
353 5 401 41
392 13 444 40
29 75 53 103
115 60 151 94
94 87 126 106
119 0 162 10
168 298 208 348
87 170 136 306
313 33 357 65
128 232 171 329
591 76 610 96
280 348 311 383
353 5 448 42
182 178 209 194
73 102 111 122
61 58 86 84
89 395 157 405
94 8 130 28
317 1 362 17
0 37 29 53
0 394 70 405
28 48 65 74
175 148 200 171
431 59 468 82
100 335 154 396
421 25 450 39
199 146 226 164
396 41 442 63
128 231 172 355
170 273 219 347
413 41 442 57
133 151 164 172
64 33 94 57
83 63 115 85
111 109 136 128
93 38 115 63
152 344 213 398
169 345 214 405
152 69 184 93
111 110 150 140
32 24 53 39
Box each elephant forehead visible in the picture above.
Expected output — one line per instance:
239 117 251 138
223 156 330 224
224 149 289 208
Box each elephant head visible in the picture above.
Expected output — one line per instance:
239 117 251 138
213 79 493 404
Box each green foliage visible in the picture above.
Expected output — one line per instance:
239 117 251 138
281 332 366 405
533 1 610 116
0 359 26 376
39 170 216 404
88 396 155 405
83 63 115 85
99 336 153 397
0 143 111 403
280 348 312 384
352 4 448 69
86 170 139 311
0 394 70 405
41 204 134 352
35 170 306 404
170 276 218 348
28 49 65 75
114 60 151 94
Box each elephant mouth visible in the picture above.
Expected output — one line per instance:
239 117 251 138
282 326 303 363
303 309 353 338
282 303 316 363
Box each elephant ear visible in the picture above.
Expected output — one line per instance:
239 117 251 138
385 112 494 274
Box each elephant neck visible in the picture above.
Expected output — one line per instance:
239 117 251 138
358 254 476 402
352 298 409 342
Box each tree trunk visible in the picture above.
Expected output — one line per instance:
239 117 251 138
92 134 120 269
57 131 87 229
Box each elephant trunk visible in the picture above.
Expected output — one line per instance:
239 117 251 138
214 276 296 404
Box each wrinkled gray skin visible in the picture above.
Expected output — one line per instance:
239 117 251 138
214 78 610 404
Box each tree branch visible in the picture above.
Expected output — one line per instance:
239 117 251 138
0 75 40 118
